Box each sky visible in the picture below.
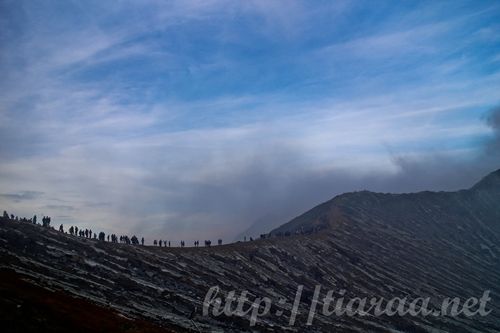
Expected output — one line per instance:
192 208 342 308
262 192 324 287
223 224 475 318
0 0 499 243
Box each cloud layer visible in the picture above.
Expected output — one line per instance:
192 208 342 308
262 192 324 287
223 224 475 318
0 1 499 242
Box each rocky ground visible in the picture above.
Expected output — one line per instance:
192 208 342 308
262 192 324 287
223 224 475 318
1 170 500 332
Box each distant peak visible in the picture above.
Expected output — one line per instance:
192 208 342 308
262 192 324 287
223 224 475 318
472 169 500 190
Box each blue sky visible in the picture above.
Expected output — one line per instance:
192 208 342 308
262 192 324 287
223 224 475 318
0 1 499 242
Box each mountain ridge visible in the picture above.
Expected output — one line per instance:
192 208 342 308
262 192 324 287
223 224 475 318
472 168 500 190
270 168 500 236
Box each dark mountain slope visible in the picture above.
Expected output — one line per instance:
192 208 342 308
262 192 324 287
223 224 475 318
271 169 500 241
1 169 500 332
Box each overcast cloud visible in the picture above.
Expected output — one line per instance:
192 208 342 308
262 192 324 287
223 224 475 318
0 1 499 242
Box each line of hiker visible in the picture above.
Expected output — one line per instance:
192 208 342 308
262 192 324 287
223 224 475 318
61 224 145 246
2 210 147 247
2 210 42 226
153 239 171 247
3 209 229 248
149 239 224 248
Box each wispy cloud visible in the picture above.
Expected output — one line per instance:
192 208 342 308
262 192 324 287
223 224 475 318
0 0 499 241
0 191 44 202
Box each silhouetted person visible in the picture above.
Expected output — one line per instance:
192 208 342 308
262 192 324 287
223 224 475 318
99 232 105 241
168 241 171 247
2 211 8 219
69 226 74 235
59 224 64 232
141 237 144 246
75 226 78 235
42 216 51 227
33 215 37 224
218 239 222 246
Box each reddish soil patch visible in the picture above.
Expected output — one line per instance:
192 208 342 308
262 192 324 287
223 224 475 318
0 269 184 333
